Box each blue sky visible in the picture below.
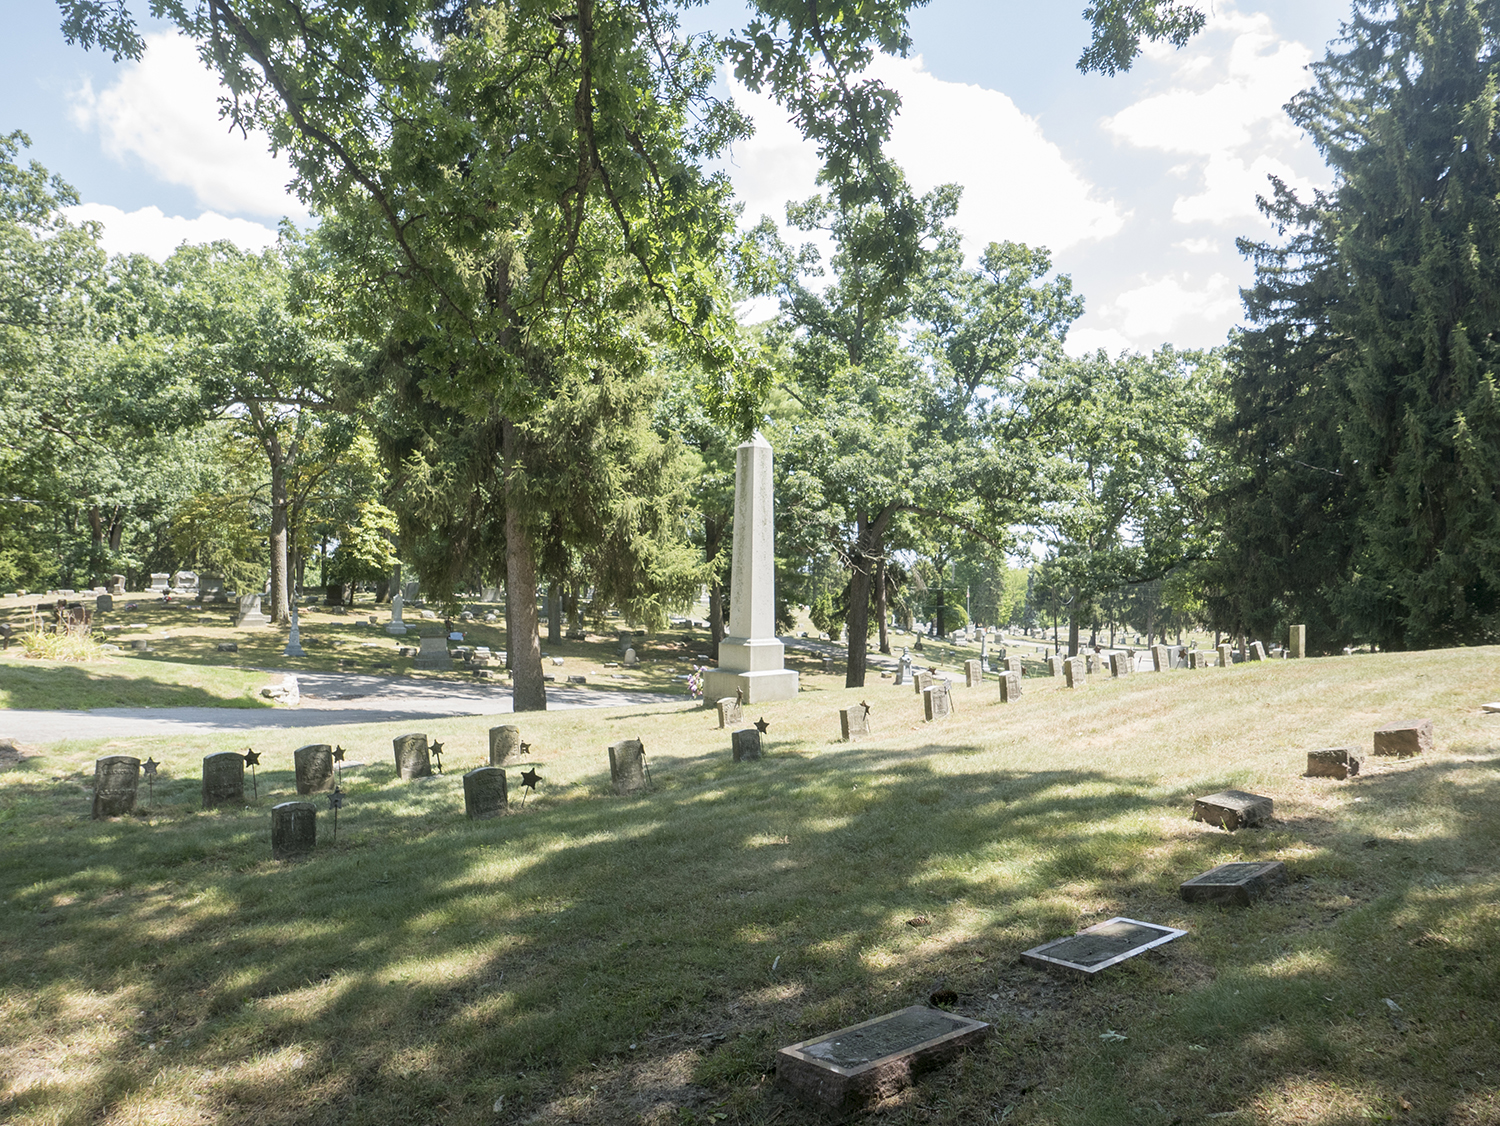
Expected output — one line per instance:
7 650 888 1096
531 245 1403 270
4 0 1352 354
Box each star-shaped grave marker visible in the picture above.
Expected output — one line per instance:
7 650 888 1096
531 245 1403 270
519 741 532 756
242 748 260 800
142 757 159 778
754 717 770 735
430 740 445 774
518 766 541 807
332 746 347 763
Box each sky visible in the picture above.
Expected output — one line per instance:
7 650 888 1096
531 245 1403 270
2 0 1353 355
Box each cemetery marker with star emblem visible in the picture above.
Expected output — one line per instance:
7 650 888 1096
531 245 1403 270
143 757 159 807
243 748 260 800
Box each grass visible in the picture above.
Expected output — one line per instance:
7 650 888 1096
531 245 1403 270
1 647 1498 1125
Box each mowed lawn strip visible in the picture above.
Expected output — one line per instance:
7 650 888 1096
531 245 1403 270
1 647 1496 1126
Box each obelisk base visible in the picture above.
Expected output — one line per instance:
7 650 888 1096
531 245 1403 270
703 668 800 705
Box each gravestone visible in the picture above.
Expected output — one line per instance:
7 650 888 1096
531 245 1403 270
236 593 270 628
414 635 451 670
998 670 1022 703
1289 624 1306 659
732 728 763 761
1189 650 1213 670
1179 861 1287 906
716 696 743 729
200 576 226 603
1248 641 1266 661
283 604 307 658
201 751 245 809
392 733 432 780
1307 747 1362 779
776 1006 990 1117
1083 653 1100 675
964 659 982 687
1374 719 1433 757
1109 652 1131 678
386 592 408 636
271 801 317 860
608 738 647 794
1046 655 1064 678
1002 656 1024 675
463 766 508 820
1021 917 1186 978
489 725 521 765
701 432 800 703
149 573 170 593
294 744 335 794
1217 643 1234 667
91 755 139 819
1063 657 1087 689
1152 644 1171 672
840 703 871 741
913 670 934 695
172 570 199 593
623 647 638 667
95 593 113 612
1192 789 1273 831
403 581 419 601
109 574 126 595
922 681 951 721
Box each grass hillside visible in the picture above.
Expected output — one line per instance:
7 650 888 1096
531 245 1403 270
1 648 1497 1125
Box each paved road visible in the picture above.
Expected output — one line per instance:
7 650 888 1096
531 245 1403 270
0 669 682 744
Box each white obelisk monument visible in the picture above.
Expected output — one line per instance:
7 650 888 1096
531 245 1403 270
703 432 800 704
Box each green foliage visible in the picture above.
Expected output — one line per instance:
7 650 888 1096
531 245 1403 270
168 489 267 596
808 590 844 636
326 501 398 586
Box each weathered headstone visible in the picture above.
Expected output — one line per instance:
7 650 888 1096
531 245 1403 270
201 751 245 809
172 570 199 593
149 573 170 593
1248 641 1266 661
776 1006 989 1117
271 801 317 860
1189 650 1213 670
109 573 126 595
91 755 139 818
998 670 1022 703
236 593 270 627
716 696 743 729
95 593 113 612
1373 719 1433 757
608 738 647 794
1289 624 1306 659
1192 789 1273 831
1021 917 1187 978
1002 655 1024 675
414 635 451 670
923 680 951 721
894 655 910 686
294 743 335 794
913 670 934 695
1041 655 1060 678
840 703 871 741
1109 652 1131 678
623 647 638 667
392 733 432 780
1179 861 1287 906
1307 746 1362 779
732 728 763 761
1217 643 1234 668
489 725 521 765
964 658 982 687
1151 644 1171 672
1063 657 1087 688
463 766 508 819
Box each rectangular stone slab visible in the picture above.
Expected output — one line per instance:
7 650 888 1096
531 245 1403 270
1021 917 1187 978
1180 860 1288 906
840 705 870 741
716 697 743 729
964 659 982 687
1306 747 1362 779
1373 718 1433 757
998 671 1022 703
923 682 950 721
1192 789 1273 831
777 1006 989 1117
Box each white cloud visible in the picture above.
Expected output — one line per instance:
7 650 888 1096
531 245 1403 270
1175 237 1220 254
726 54 1123 254
66 203 280 259
1069 272 1243 355
1103 5 1324 224
69 31 307 221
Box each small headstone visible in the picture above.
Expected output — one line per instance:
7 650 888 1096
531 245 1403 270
922 681 951 721
1248 641 1266 661
567 674 587 684
463 766 508 819
270 801 317 860
716 696 743 729
95 593 113 612
1482 702 1500 714
201 751 245 809
998 670 1022 703
1189 650 1213 669
1192 789 1273 831
1063 657 1087 688
91 755 139 818
109 574 126 595
913 670 934 695
1289 624 1306 659
392 733 432 780
1152 644 1171 672
489 725 521 765
1109 652 1131 678
608 738 647 794
149 573 170 593
840 704 871 741
1343 646 1354 657
1179 861 1287 906
1217 643 1234 667
1046 655 1064 677
1002 656 1023 675
1373 719 1433 757
294 744 335 794
1307 747 1362 779
236 593 270 628
414 635 451 670
1021 917 1186 978
964 659 982 687
776 1006 989 1117
217 642 238 653
623 647 638 667
732 728 763 761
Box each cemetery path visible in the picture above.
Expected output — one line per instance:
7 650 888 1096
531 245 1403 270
0 672 684 743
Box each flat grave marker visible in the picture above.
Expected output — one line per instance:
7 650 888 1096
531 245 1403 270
776 1005 989 1117
1179 860 1288 906
1192 789 1273 831
1306 747 1362 779
1373 718 1433 757
1021 917 1186 978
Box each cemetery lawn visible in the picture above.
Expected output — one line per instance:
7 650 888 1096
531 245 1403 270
0 654 273 710
1 648 1497 1126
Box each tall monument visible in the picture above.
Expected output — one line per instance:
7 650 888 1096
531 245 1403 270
704 433 800 704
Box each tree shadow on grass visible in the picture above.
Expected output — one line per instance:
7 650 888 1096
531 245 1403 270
1 745 1497 1126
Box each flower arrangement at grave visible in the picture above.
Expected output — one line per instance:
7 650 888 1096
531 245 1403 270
687 665 708 698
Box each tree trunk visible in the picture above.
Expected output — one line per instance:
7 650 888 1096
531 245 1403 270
567 582 583 634
705 515 725 660
844 512 887 689
1068 614 1080 657
546 582 562 644
876 557 890 655
86 506 105 585
935 586 946 637
504 581 513 669
505 420 546 711
268 461 291 624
